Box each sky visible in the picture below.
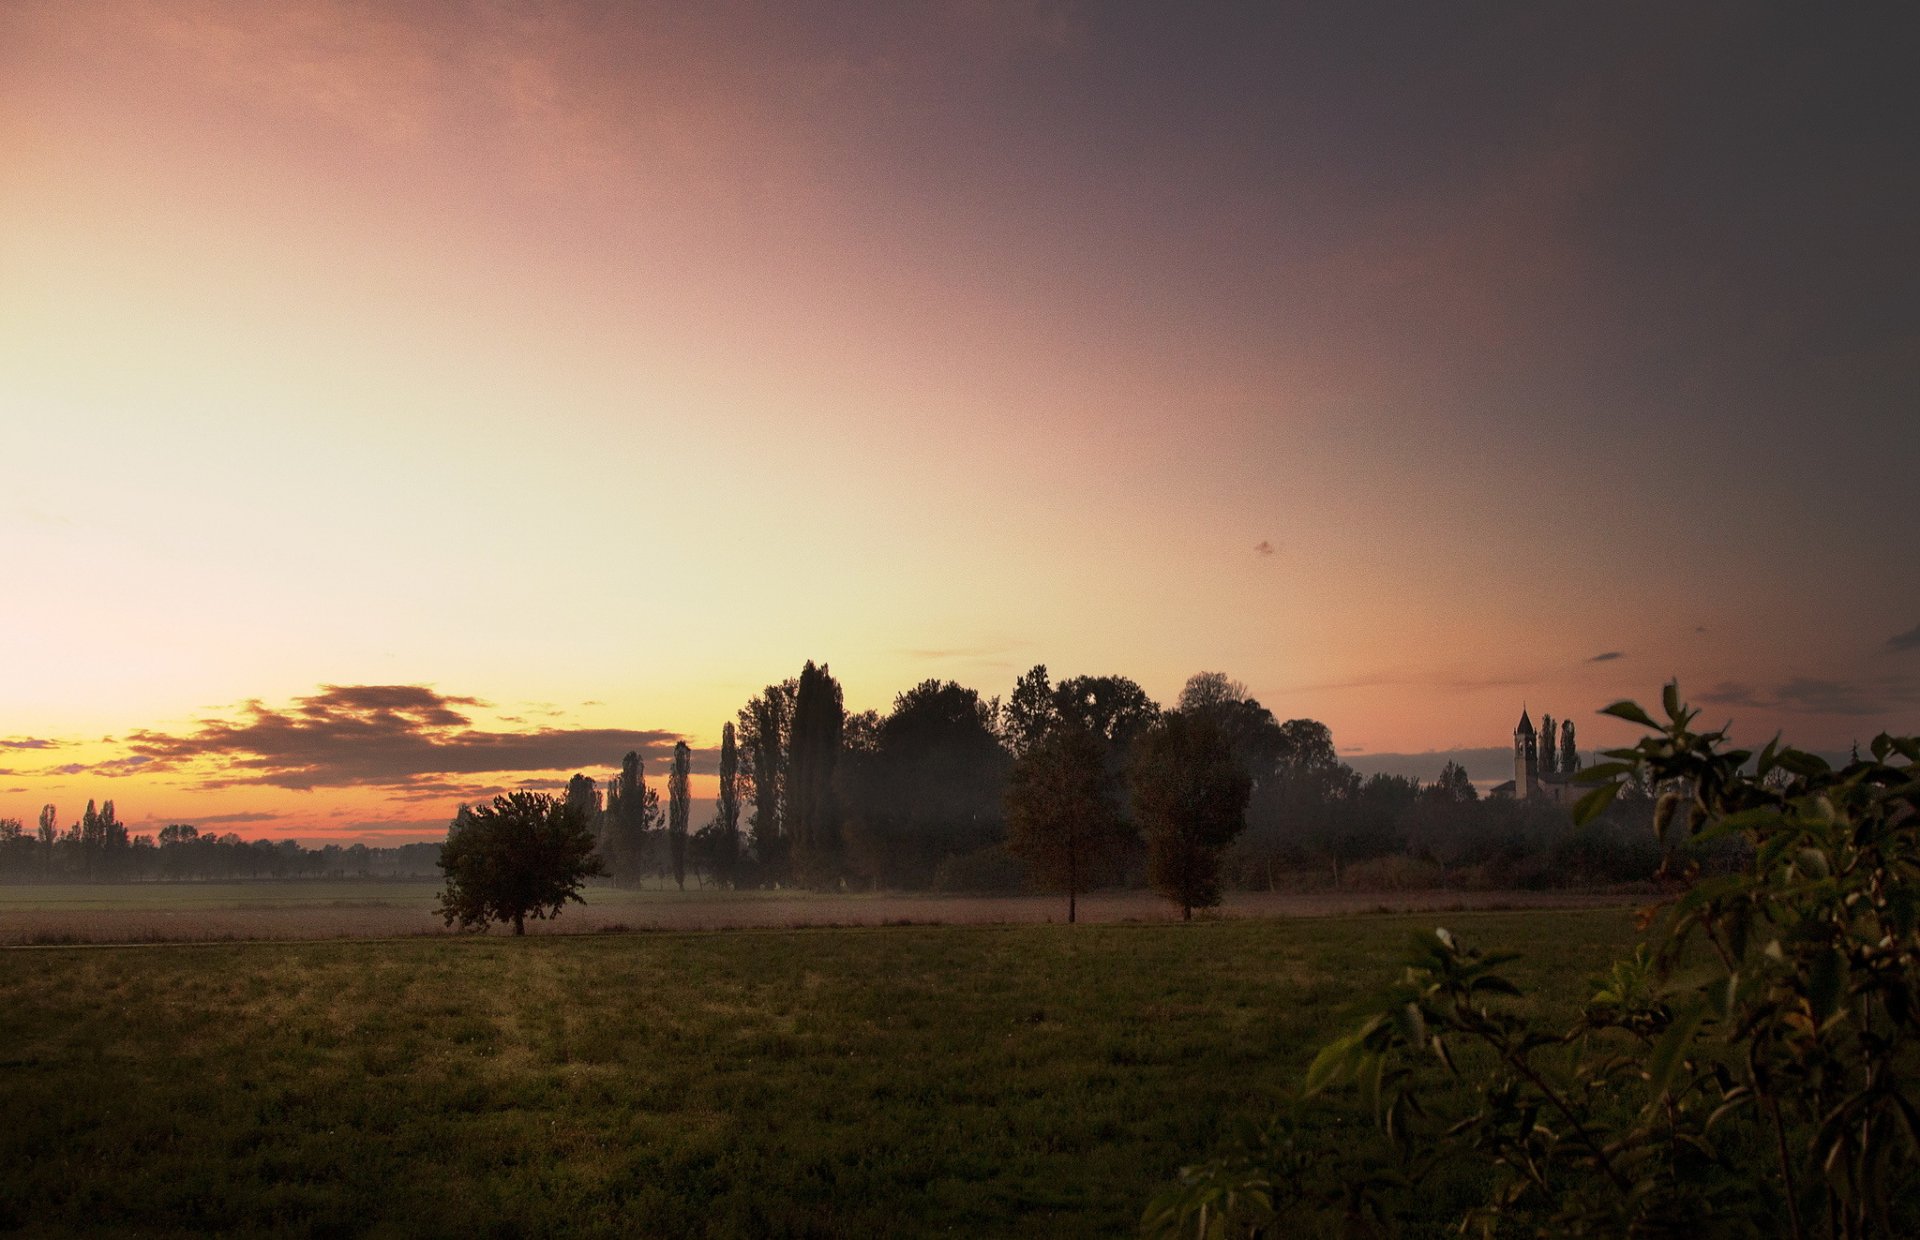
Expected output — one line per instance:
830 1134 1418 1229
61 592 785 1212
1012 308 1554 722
3 1 1917 842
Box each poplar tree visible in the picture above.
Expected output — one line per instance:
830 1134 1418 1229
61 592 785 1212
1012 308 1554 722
1560 718 1577 772
606 751 660 886
787 660 845 887
36 805 55 877
716 722 742 887
668 740 691 890
1541 713 1558 774
738 679 795 885
564 773 600 841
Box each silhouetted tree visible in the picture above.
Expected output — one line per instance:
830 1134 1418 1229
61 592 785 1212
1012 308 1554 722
738 679 796 884
36 805 55 877
838 680 1011 889
1003 664 1058 757
564 773 600 840
80 799 102 881
1560 718 1577 773
787 661 844 886
435 792 603 935
1177 671 1250 717
1051 673 1160 864
1427 760 1478 804
604 751 660 886
1541 713 1558 773
668 740 691 890
1055 674 1161 751
1005 724 1125 922
1131 712 1251 919
714 721 742 887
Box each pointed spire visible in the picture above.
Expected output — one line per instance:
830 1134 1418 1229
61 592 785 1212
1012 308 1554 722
1515 706 1535 735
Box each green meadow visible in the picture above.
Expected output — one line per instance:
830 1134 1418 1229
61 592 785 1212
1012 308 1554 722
1 909 1639 1237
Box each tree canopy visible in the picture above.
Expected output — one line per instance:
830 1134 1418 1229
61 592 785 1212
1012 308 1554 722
1130 711 1252 919
435 792 603 935
1005 723 1125 923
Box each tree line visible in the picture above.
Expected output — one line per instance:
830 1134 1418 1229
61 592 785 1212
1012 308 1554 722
0 807 440 883
564 662 1668 912
5 663 1667 895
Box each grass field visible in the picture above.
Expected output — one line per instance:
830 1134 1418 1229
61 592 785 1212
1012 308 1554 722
0 880 1631 945
0 908 1642 1237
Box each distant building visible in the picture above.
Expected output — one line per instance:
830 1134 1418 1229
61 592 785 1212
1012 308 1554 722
1487 708 1581 803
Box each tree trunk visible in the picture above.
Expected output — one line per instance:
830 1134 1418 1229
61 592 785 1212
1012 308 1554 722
1068 848 1078 924
513 912 525 936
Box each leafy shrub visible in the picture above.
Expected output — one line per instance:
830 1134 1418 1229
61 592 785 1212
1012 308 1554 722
1146 685 1920 1237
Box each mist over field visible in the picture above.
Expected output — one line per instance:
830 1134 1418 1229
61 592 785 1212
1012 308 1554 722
5 2 1918 1234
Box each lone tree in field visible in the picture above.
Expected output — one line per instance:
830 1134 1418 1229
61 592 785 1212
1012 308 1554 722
1129 711 1251 919
1005 723 1126 923
668 740 691 890
436 791 604 935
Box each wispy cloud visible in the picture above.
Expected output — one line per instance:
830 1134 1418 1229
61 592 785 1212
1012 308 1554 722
899 642 1026 662
1889 623 1920 653
0 737 62 751
44 755 155 779
113 684 705 792
1254 540 1275 556
1586 651 1625 663
1700 676 1918 717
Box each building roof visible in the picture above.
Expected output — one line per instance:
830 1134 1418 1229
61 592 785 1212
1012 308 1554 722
1515 707 1534 735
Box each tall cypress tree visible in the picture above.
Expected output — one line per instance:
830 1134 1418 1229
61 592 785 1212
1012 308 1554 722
716 722 742 888
1540 714 1557 775
608 752 659 886
787 661 845 888
1560 719 1577 773
668 741 691 890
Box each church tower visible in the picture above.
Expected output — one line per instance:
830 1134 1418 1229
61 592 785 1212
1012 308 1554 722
1514 708 1538 797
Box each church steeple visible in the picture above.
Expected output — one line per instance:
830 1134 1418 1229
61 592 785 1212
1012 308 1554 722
1514 707 1539 796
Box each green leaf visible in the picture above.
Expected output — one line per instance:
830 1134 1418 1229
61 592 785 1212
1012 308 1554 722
1305 1025 1374 1096
1601 700 1659 729
1776 748 1832 778
1646 1000 1707 1102
1574 761 1634 785
1391 1001 1426 1046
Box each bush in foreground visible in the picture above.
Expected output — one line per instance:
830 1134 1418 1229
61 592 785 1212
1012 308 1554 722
1147 684 1920 1237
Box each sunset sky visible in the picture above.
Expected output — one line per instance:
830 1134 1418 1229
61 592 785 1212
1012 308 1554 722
3 2 1916 842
